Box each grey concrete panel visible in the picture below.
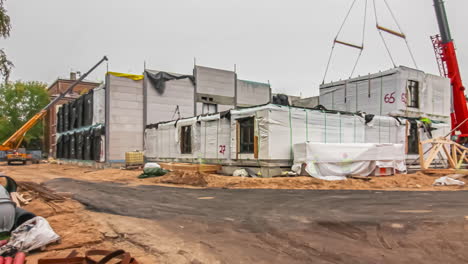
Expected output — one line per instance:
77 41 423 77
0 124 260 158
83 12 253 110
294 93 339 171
146 76 195 124
108 75 144 161
236 80 270 107
195 66 235 98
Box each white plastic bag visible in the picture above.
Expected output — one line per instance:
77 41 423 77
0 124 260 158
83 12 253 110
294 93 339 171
0 216 60 254
433 176 465 186
233 169 249 177
144 162 161 169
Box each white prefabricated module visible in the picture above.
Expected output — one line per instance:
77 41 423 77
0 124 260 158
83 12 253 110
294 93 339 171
319 66 451 122
145 104 408 172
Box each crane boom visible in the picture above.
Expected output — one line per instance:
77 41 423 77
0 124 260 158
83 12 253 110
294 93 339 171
0 56 108 152
432 0 468 135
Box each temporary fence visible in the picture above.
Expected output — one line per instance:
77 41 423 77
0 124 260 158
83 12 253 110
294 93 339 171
145 104 408 164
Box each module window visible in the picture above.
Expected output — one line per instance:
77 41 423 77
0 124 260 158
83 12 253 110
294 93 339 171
407 80 419 108
180 125 192 154
238 117 255 154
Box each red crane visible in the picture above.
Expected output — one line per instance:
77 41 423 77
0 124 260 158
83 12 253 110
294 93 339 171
431 0 468 139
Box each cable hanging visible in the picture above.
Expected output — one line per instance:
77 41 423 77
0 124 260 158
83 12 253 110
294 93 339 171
374 0 418 69
322 0 419 84
322 0 367 84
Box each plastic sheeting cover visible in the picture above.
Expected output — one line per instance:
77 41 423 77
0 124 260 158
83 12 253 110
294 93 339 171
75 97 83 128
0 185 15 232
83 130 92 160
69 101 77 129
63 103 69 131
0 216 60 254
146 104 407 162
145 70 195 95
92 84 105 125
293 142 407 179
107 71 144 81
75 132 83 160
69 133 76 159
83 91 94 127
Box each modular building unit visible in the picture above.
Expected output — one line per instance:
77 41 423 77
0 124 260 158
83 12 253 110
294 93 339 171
319 66 451 122
55 64 273 166
145 104 407 177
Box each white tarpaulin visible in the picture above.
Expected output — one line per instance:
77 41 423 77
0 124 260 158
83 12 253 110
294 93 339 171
92 84 105 125
293 142 407 180
0 216 60 255
145 104 408 166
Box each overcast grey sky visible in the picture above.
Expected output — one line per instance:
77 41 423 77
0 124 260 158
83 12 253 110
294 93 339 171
3 0 468 97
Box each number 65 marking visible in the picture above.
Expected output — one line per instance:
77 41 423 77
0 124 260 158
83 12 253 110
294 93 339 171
384 92 395 104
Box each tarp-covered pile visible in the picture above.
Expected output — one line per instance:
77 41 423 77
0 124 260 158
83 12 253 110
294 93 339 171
292 142 407 181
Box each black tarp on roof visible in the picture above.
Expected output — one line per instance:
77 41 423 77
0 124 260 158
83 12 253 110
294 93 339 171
145 71 195 95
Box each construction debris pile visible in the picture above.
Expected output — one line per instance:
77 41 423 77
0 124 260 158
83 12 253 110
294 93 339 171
0 175 62 263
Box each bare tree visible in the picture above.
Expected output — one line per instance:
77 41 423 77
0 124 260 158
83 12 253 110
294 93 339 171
0 0 13 83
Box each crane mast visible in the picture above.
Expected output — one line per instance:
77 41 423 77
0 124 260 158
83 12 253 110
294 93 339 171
432 0 468 135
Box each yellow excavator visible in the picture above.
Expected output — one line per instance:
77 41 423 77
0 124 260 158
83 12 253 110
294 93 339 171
0 56 108 165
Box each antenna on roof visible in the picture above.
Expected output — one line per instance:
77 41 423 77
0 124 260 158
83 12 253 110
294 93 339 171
194 57 197 67
234 64 237 73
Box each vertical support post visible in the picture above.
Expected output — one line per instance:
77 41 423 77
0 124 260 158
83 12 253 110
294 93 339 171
104 73 110 163
418 141 425 169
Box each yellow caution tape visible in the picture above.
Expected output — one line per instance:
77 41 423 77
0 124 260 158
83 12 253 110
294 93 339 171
107 71 144 81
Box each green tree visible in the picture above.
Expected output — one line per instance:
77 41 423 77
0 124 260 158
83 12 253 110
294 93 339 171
0 81 49 148
0 0 12 82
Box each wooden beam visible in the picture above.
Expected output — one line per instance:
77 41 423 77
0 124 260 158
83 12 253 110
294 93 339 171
424 144 442 169
442 145 457 168
376 25 406 39
254 136 259 159
457 150 466 168
419 141 426 169
334 39 364 50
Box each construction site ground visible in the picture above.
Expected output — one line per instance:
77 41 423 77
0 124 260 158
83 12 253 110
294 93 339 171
2 162 468 263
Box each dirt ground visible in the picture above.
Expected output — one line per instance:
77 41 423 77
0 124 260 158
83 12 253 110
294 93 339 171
2 162 468 191
12 188 159 263
2 162 468 263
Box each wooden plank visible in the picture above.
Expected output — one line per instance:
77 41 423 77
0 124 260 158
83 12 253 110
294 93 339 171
457 150 466 168
418 141 426 169
455 147 468 164
424 143 442 169
159 162 221 173
254 136 259 159
452 145 457 166
422 169 468 175
442 145 457 168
